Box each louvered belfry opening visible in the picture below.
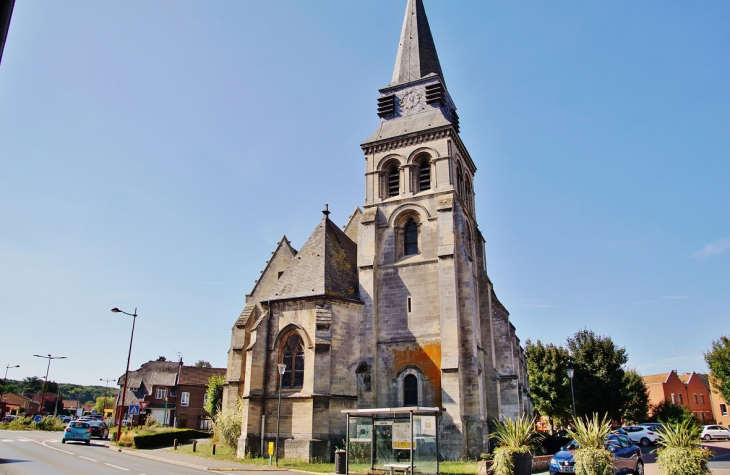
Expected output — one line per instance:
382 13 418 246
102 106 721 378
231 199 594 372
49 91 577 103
388 165 399 197
418 159 431 191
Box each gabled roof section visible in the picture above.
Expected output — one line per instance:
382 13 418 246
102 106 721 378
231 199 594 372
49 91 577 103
247 236 298 300
343 207 362 243
265 211 360 303
642 373 671 385
391 0 444 87
179 366 226 386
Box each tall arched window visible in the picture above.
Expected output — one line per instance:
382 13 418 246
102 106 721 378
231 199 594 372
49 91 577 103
387 164 400 197
456 163 464 197
417 156 431 192
281 333 304 388
404 218 418 255
403 374 418 406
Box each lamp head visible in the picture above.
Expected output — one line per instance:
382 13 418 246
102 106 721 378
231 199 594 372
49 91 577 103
277 363 286 376
111 308 121 313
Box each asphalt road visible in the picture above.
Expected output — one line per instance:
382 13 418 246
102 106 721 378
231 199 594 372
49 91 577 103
0 430 206 475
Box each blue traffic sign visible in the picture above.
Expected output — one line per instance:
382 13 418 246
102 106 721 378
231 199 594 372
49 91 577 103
33 415 42 422
128 405 140 416
91 409 98 416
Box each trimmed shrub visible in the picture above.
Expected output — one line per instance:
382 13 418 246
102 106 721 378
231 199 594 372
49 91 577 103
657 447 712 475
132 429 211 449
211 397 242 450
574 447 613 475
491 447 515 475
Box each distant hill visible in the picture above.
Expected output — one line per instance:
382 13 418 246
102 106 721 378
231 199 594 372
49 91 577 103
3 379 117 405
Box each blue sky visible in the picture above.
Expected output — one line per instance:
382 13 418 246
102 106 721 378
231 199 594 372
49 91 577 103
0 1 727 387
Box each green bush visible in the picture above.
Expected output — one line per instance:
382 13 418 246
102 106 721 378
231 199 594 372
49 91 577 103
210 397 242 450
574 447 613 475
657 447 712 475
133 429 210 449
491 447 515 475
0 416 65 431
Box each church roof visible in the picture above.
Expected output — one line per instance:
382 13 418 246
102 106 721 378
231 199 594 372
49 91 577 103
391 0 444 87
265 209 360 303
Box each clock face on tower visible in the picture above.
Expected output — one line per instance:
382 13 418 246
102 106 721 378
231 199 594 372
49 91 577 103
400 90 421 111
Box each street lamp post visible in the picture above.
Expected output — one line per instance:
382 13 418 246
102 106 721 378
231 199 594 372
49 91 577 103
33 354 67 415
111 307 137 442
0 364 20 401
567 362 576 419
100 378 114 420
275 363 286 467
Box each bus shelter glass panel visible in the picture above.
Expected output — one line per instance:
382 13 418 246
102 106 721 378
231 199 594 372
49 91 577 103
348 416 373 468
412 414 438 474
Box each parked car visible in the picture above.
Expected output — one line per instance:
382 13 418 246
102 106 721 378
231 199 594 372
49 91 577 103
88 421 109 439
2 414 19 422
62 421 91 445
638 422 662 431
59 415 72 423
701 425 730 441
549 433 644 475
623 425 660 447
540 429 572 455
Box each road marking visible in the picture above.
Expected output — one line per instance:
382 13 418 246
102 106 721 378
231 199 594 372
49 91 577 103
104 463 130 471
1 439 14 442
37 439 74 455
17 438 31 442
79 456 98 462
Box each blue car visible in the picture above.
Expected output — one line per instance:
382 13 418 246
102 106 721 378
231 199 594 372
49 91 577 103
549 433 644 474
62 421 92 445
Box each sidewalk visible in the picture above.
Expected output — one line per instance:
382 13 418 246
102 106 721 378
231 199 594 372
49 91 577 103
112 445 295 473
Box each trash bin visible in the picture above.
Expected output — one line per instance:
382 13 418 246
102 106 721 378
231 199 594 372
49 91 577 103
334 450 346 474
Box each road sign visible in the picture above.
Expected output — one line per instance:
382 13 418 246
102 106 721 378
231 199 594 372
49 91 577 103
139 401 149 411
128 405 140 416
33 415 42 422
91 410 97 416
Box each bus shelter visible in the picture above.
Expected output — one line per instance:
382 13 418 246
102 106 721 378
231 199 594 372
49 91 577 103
341 407 442 475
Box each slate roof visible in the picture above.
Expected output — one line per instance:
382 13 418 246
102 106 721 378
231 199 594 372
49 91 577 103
179 366 226 386
391 0 444 86
0 0 14 66
117 361 180 388
265 214 360 303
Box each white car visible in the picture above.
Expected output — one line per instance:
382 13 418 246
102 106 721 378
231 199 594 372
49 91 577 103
701 425 730 441
623 425 660 446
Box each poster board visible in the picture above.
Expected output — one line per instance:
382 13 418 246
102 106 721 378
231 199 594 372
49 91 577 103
392 422 415 449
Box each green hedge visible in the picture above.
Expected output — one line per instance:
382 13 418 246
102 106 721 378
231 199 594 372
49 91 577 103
132 429 210 449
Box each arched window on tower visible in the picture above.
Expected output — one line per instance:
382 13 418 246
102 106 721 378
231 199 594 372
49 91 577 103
404 218 418 256
403 374 418 406
456 163 464 197
281 333 304 388
387 163 400 197
417 156 431 192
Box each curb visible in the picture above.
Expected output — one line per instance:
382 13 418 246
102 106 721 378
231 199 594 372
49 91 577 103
110 445 210 471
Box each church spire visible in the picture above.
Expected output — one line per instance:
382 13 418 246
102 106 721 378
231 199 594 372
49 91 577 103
391 0 444 87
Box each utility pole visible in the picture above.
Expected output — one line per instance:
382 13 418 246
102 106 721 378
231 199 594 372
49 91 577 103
100 378 114 420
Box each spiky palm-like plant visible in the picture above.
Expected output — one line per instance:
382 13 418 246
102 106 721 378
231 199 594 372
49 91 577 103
566 413 613 475
489 415 542 475
656 420 712 475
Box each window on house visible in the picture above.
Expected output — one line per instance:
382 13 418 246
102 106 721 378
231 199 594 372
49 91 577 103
203 393 209 408
181 392 190 407
404 218 418 255
694 394 698 405
721 404 728 416
404 374 418 407
671 393 676 404
678 393 684 405
388 165 399 197
701 394 705 405
418 158 430 191
156 388 168 400
281 333 305 388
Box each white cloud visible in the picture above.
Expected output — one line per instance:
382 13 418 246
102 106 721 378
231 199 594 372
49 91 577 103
662 296 690 300
695 237 730 258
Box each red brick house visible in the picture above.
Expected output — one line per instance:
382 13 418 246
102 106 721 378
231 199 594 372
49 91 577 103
643 370 715 424
0 393 38 416
175 366 226 430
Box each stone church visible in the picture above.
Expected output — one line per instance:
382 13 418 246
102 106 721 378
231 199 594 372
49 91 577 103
223 0 531 461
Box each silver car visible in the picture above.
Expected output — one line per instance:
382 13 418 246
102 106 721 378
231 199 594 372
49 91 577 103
701 425 730 441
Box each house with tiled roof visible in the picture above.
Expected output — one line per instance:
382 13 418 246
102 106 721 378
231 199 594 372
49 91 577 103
175 366 226 430
116 360 181 425
642 370 715 423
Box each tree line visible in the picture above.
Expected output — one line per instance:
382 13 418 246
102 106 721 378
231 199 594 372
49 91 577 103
2 377 116 406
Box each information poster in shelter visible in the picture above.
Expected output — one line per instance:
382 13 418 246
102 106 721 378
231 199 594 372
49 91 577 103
392 422 415 449
421 416 436 436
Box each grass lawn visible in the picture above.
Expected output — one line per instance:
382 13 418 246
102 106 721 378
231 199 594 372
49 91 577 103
171 441 483 474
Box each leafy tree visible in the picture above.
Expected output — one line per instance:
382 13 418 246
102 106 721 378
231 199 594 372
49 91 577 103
40 392 63 414
20 376 43 395
567 330 628 421
651 400 697 427
525 339 572 430
705 336 730 404
156 356 167 362
94 396 116 414
620 368 650 423
194 360 212 368
205 374 226 418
